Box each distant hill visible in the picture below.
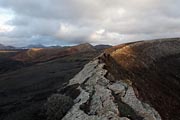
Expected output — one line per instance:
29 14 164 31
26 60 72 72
20 44 46 49
0 44 15 50
12 43 96 63
21 44 62 49
94 44 112 50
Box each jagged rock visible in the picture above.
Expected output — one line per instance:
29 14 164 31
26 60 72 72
121 86 161 120
89 84 119 116
68 60 100 85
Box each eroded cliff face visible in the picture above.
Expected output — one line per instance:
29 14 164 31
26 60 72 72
59 38 180 120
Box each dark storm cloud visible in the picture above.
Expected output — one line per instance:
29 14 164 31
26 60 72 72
0 0 180 46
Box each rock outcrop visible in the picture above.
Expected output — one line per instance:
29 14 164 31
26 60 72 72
61 59 161 120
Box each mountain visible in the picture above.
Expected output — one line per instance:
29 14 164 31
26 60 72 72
94 44 112 50
20 44 63 49
57 38 180 120
0 44 15 49
74 43 96 52
12 43 96 63
48 45 62 48
23 44 46 49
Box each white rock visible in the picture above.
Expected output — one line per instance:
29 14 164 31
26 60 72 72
62 58 162 120
108 82 126 96
121 86 161 120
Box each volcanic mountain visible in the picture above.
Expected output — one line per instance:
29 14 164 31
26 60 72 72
58 38 180 120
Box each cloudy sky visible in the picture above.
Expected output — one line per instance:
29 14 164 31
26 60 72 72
0 0 180 46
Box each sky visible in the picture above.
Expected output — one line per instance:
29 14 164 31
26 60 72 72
0 0 180 47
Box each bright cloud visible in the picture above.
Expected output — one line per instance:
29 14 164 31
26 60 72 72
0 8 14 32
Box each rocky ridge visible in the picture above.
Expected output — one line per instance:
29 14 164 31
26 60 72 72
61 57 161 120
56 38 180 120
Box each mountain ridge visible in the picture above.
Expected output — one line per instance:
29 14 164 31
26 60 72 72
11 43 96 63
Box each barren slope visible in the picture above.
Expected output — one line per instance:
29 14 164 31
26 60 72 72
103 38 180 120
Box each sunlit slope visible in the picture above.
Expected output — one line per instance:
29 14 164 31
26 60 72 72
12 43 96 62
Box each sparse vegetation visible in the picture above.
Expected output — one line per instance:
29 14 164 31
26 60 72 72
45 94 74 120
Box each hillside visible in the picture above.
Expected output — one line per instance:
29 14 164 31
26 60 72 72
103 38 180 120
0 44 101 120
0 50 28 74
58 38 180 120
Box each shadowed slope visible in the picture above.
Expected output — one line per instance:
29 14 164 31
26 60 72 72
0 43 102 120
